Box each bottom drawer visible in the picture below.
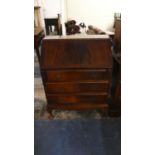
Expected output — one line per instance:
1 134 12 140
47 93 108 104
47 103 109 110
45 81 109 93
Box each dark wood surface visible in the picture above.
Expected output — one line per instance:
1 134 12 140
45 81 109 93
46 103 108 111
45 69 111 82
40 36 112 115
110 58 121 117
47 93 108 104
110 18 121 117
113 18 121 64
41 39 112 69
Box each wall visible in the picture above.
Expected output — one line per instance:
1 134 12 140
66 0 123 31
40 0 61 18
34 0 38 6
38 0 66 27
35 0 123 30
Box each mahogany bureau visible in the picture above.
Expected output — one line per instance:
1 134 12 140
40 35 112 116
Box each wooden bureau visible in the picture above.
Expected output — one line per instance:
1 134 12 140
40 35 112 116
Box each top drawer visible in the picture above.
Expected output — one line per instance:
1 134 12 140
45 69 111 82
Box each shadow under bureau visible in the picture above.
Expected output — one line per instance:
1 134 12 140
40 35 112 116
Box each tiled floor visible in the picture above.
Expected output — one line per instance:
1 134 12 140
34 51 107 120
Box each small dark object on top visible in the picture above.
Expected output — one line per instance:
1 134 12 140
79 22 86 28
87 25 106 35
65 20 80 35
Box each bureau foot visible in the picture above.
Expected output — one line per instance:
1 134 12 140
99 108 108 117
109 106 121 117
46 107 53 119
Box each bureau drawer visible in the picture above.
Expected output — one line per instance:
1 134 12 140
46 69 111 82
45 81 109 93
47 103 108 110
46 93 108 104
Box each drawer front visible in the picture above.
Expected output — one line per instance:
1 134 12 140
45 81 109 93
46 93 108 104
46 69 111 82
47 103 108 110
41 39 112 69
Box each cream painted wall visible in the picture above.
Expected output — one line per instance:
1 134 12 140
38 0 66 27
41 0 61 18
36 0 123 30
34 0 62 27
66 0 123 31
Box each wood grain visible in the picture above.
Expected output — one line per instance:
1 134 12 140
45 81 109 93
41 39 112 69
47 93 108 104
46 69 111 82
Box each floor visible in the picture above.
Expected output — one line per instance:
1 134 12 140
34 51 109 120
35 118 121 155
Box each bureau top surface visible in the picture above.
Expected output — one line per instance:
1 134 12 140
44 34 109 40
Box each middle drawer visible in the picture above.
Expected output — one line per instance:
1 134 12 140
45 69 111 82
45 81 109 93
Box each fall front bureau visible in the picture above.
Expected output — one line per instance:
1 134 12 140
40 35 112 115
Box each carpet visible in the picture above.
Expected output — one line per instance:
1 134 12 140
34 118 121 155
